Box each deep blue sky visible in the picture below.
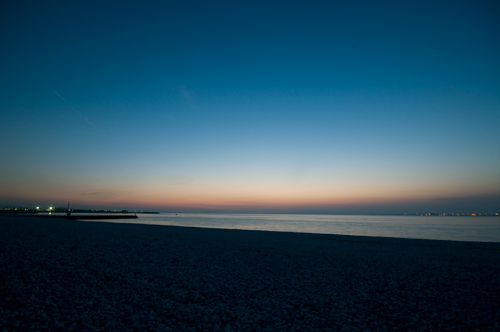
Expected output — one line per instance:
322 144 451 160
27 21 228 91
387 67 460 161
1 0 499 213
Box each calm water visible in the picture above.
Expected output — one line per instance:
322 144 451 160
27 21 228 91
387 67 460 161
85 213 500 243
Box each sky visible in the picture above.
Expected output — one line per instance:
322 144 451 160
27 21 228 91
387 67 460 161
1 0 499 214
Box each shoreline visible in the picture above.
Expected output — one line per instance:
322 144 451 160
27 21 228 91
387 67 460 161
1 216 499 331
92 218 500 247
4 213 500 245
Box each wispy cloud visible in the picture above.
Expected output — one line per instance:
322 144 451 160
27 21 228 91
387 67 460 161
51 88 96 128
69 106 96 127
166 175 193 186
80 190 121 198
169 85 195 104
179 86 192 101
51 88 65 101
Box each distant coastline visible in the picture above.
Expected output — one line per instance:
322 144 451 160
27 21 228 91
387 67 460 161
0 208 498 217
0 208 159 215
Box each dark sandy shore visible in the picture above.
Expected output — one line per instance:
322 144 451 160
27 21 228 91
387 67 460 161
1 216 499 332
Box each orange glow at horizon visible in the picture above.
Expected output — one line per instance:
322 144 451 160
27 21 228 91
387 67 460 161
2 165 499 211
4 180 499 211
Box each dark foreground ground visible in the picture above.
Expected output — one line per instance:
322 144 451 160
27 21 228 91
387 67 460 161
1 216 499 332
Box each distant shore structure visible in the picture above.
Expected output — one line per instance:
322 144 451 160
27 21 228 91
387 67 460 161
0 207 159 216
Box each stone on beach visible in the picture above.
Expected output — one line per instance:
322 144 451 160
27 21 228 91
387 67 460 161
1 215 500 331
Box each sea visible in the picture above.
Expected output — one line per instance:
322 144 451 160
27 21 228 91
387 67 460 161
84 213 500 243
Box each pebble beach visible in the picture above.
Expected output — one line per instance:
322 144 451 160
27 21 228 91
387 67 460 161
1 216 499 332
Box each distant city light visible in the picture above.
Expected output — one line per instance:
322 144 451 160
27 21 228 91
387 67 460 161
36 207 39 209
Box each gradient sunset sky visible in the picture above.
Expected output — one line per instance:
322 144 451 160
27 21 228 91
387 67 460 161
1 1 499 213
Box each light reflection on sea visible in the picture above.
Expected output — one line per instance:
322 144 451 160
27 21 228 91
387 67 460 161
83 213 500 243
